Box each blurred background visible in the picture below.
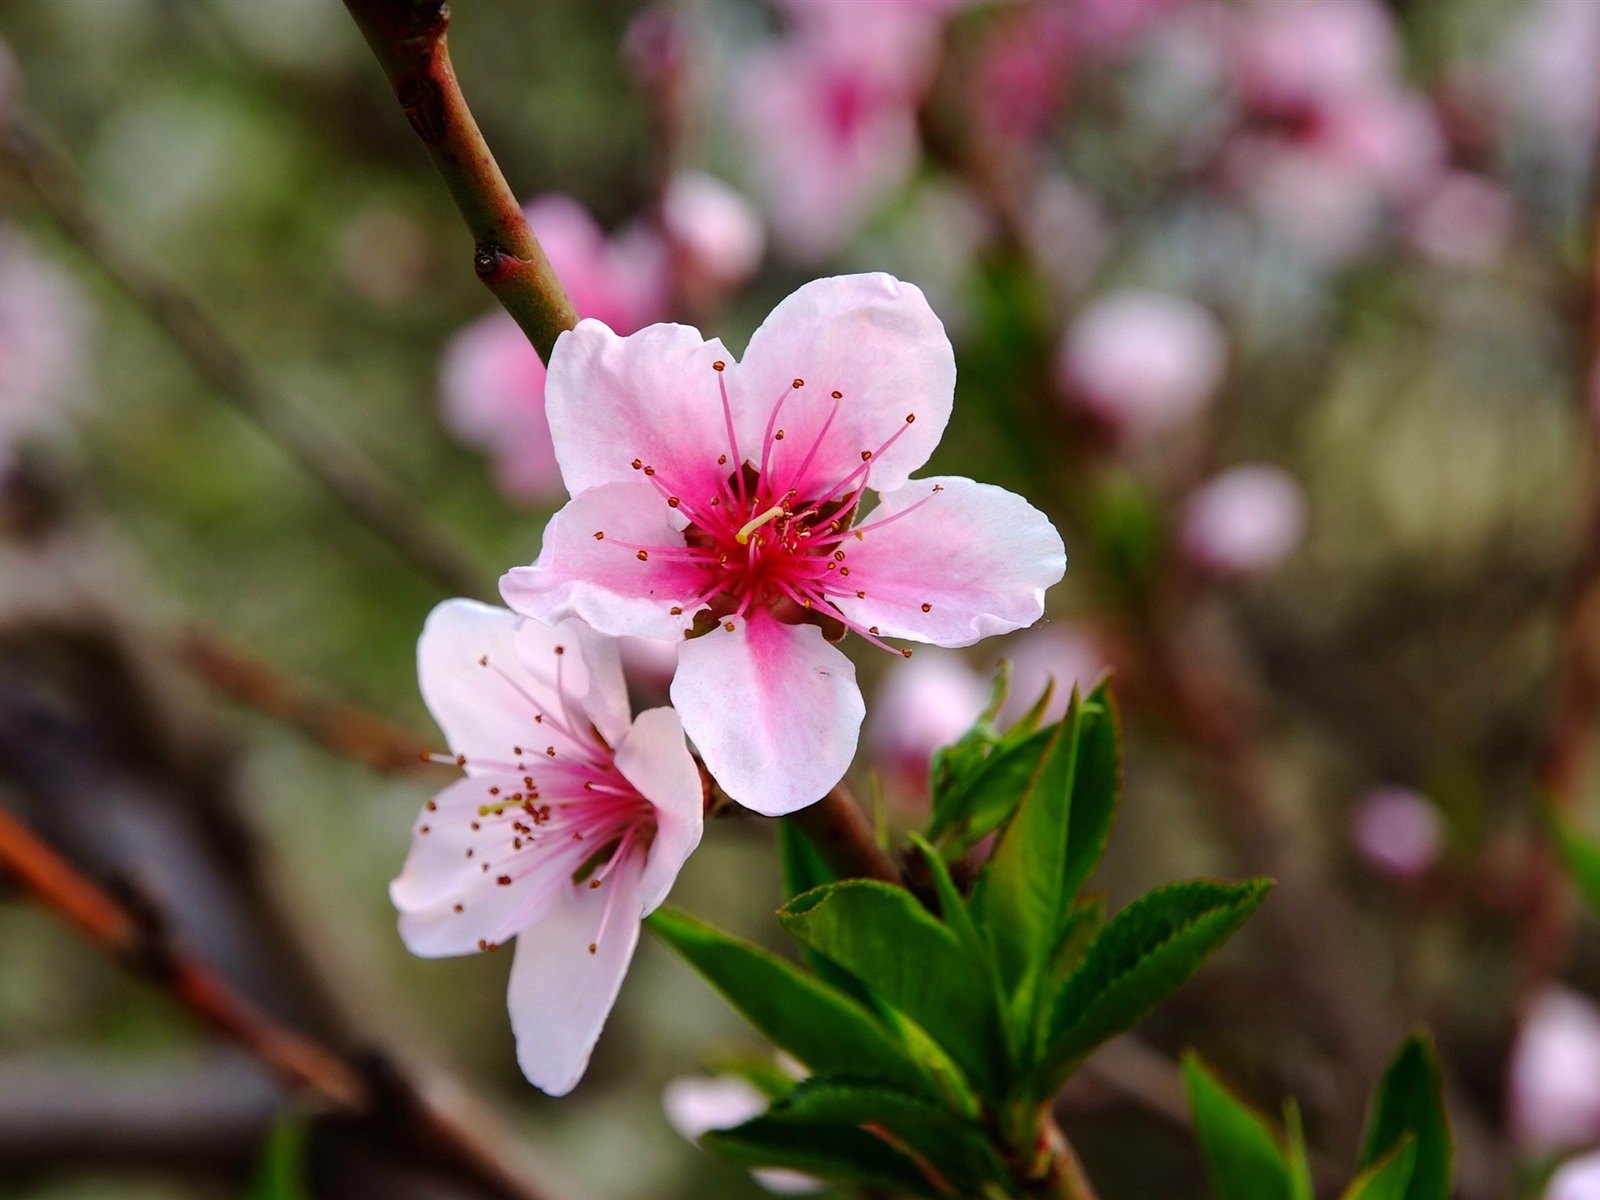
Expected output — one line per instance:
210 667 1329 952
1 0 1599 1197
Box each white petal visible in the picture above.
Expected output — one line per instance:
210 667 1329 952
507 854 645 1096
671 614 863 816
614 706 704 913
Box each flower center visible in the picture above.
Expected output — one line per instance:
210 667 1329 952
593 364 943 656
420 640 657 953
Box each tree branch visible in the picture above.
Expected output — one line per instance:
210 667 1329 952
0 116 487 600
787 785 902 884
0 800 571 1200
342 0 578 362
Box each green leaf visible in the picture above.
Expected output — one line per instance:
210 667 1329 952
771 1076 1011 1194
646 907 935 1098
1284 1101 1314 1200
703 1117 938 1197
1551 810 1600 918
907 832 988 966
250 1113 308 1200
1037 879 1272 1094
1342 1139 1418 1200
972 686 1121 1041
779 881 1007 1096
779 818 836 901
1357 1035 1451 1200
1182 1054 1297 1200
930 724 1056 846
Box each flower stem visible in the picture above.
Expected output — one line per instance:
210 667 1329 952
342 0 579 362
1023 1116 1101 1200
786 785 902 884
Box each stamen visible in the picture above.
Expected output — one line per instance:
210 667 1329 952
735 503 786 545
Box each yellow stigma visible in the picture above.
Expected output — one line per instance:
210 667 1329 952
735 504 786 545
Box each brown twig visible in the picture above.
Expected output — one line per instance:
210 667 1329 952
0 800 569 1200
787 785 902 884
342 0 578 362
0 116 486 599
176 626 440 775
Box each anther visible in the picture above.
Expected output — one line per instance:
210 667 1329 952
637 550 649 561
902 648 913 658
588 879 601 889
554 645 565 655
668 497 680 507
466 848 474 858
471 821 481 831
588 943 597 954
546 747 556 757
792 378 804 388
594 531 605 540
832 390 842 399
455 754 466 766
906 413 915 423
478 655 487 666
833 550 845 561
839 567 850 576
723 620 736 631
670 606 683 615
921 603 932 612
870 626 880 634
856 590 865 598
420 824 430 834
774 430 785 440
861 450 873 461
713 361 725 372
497 875 512 886
426 800 437 812
718 454 728 465
644 466 656 476
453 904 463 913
632 459 643 470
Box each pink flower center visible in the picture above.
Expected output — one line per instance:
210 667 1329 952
423 641 656 954
597 365 944 655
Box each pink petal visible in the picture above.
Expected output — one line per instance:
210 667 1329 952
507 853 645 1095
419 600 611 765
735 274 954 498
390 771 549 958
1510 987 1600 1149
500 482 705 641
1547 1152 1600 1200
513 613 633 751
614 706 705 913
544 319 734 499
833 476 1066 647
670 613 863 816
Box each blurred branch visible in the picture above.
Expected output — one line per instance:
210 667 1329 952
176 626 440 775
342 0 578 362
0 116 487 599
0 800 573 1200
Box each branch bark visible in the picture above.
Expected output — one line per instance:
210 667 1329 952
0 800 571 1200
342 0 578 362
787 785 902 884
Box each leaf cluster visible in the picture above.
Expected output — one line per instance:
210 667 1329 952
650 679 1271 1196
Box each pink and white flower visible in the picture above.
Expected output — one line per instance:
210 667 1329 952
390 599 703 1095
440 196 670 504
734 3 957 262
661 170 766 306
501 273 1066 815
1510 988 1600 1151
868 648 989 788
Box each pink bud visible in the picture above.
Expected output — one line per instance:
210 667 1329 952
1235 0 1399 114
1407 171 1516 271
1351 787 1444 882
1057 291 1227 438
1547 1152 1600 1200
661 171 765 298
1180 465 1307 576
0 230 90 470
1510 988 1600 1150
